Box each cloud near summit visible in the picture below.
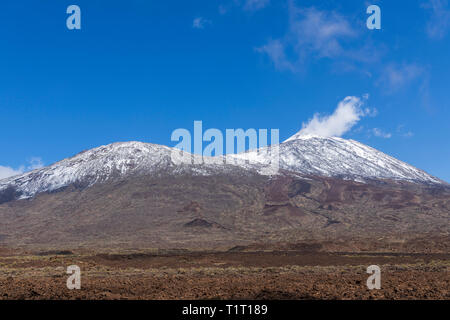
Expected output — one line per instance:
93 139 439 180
0 157 44 180
288 96 374 140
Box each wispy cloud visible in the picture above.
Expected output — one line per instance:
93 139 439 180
403 131 414 138
0 166 23 180
218 5 229 15
397 124 414 138
256 39 295 71
379 63 425 93
289 96 375 139
219 0 270 14
288 6 356 58
0 157 44 180
423 0 450 39
244 0 270 11
192 17 211 29
257 2 377 73
28 157 44 170
371 128 392 139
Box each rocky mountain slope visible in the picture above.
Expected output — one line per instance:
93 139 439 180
0 135 444 202
0 135 448 249
0 142 254 202
0 172 448 248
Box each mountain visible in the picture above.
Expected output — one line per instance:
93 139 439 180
0 135 448 249
0 141 254 202
236 134 443 184
0 135 444 202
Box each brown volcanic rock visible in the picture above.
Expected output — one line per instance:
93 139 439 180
184 218 227 230
0 249 448 299
178 201 202 214
0 172 448 249
184 218 214 228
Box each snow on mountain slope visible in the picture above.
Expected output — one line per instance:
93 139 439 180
0 142 242 200
235 134 442 184
0 135 444 200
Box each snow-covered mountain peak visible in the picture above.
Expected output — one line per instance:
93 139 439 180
278 136 441 184
0 136 445 201
0 141 177 199
234 135 442 184
284 132 330 142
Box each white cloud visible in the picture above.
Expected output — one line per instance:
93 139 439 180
371 128 392 139
0 166 23 180
423 0 450 39
0 157 44 180
291 96 373 139
192 17 211 29
244 0 270 11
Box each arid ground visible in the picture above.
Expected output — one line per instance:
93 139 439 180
1 239 448 300
0 174 448 300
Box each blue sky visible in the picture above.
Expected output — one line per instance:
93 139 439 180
0 0 449 181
